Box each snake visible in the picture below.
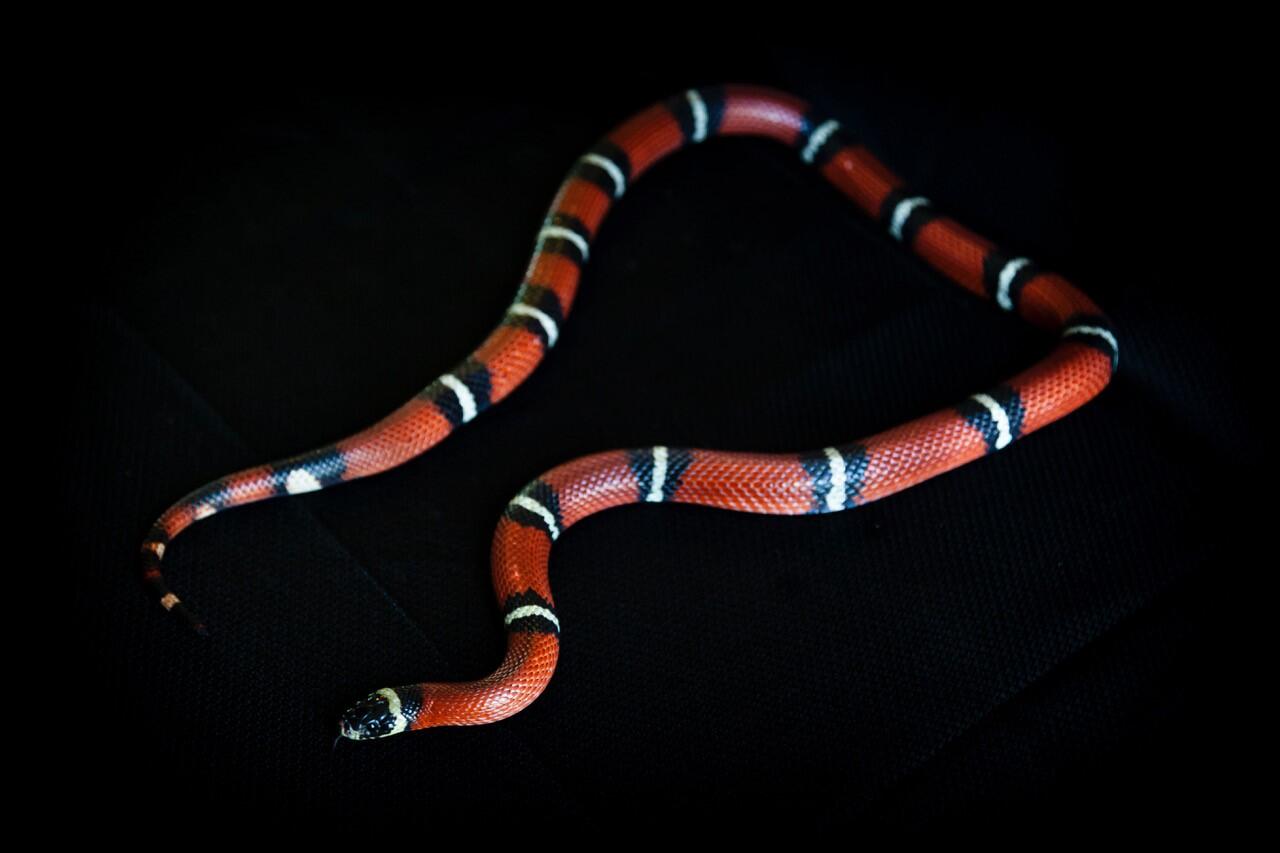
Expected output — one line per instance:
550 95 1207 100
138 85 1118 741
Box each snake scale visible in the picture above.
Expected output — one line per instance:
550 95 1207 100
138 85 1118 741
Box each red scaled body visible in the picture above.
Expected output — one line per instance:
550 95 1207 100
137 86 1117 740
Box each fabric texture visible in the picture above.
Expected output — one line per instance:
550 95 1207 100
67 56 1239 828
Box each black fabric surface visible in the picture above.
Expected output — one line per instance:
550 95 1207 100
66 54 1243 829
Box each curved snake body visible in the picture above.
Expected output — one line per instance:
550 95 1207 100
137 86 1118 740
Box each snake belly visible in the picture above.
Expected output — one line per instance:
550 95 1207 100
135 86 1119 741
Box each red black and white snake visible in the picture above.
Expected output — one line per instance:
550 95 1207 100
138 85 1118 741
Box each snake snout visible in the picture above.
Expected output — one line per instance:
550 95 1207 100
339 687 411 740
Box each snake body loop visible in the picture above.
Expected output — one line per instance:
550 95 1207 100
138 86 1118 740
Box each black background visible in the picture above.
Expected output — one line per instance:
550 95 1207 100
65 48 1243 830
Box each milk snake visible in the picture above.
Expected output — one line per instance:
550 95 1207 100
138 85 1118 741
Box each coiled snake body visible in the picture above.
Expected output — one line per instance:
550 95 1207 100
139 86 1118 741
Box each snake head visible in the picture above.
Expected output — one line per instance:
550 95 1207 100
339 687 413 740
